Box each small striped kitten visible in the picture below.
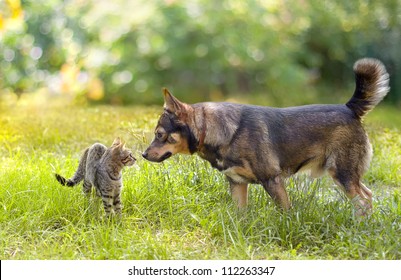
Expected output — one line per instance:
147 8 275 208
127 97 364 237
55 137 136 216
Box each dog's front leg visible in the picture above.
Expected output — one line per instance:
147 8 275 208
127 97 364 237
262 176 291 210
228 179 248 209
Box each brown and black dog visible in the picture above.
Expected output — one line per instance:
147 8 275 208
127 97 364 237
142 58 389 216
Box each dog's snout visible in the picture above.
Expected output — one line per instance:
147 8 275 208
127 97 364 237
142 152 148 159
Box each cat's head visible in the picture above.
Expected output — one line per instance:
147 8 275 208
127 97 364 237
111 137 136 167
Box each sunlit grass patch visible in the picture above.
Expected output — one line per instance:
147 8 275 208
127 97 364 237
0 103 400 259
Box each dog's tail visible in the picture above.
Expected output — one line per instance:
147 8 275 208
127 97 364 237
55 148 89 187
346 58 390 118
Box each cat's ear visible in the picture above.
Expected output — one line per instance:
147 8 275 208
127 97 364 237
112 137 122 147
163 88 188 117
120 140 126 149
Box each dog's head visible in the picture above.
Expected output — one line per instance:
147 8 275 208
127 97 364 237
142 89 197 162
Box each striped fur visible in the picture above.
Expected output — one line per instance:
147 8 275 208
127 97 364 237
55 138 136 216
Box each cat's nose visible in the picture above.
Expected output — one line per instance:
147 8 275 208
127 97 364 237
142 152 148 159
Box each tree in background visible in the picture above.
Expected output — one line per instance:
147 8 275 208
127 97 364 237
1 0 400 106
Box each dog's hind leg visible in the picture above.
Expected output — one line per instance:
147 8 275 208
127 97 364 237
228 180 248 209
262 176 291 210
341 181 372 217
329 169 372 216
360 182 373 200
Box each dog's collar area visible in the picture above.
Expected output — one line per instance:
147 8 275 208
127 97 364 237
196 108 207 151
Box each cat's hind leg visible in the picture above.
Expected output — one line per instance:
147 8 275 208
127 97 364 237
101 193 113 216
82 180 92 195
113 192 122 216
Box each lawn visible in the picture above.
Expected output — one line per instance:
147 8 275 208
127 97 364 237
0 100 400 259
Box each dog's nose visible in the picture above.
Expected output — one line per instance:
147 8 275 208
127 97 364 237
142 152 148 159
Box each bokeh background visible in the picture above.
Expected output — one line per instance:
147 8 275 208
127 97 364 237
1 0 400 106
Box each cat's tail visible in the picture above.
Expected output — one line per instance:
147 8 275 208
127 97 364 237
55 148 89 187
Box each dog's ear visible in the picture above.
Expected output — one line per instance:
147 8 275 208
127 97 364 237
163 88 187 116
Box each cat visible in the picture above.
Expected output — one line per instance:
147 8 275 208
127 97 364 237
55 137 136 216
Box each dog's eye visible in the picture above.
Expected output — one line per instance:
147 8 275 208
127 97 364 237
156 132 165 140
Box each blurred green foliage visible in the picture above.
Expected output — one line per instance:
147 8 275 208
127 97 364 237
1 0 400 105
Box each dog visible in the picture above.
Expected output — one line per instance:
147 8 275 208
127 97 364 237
142 58 389 216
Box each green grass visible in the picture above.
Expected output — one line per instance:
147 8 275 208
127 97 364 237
0 101 400 260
